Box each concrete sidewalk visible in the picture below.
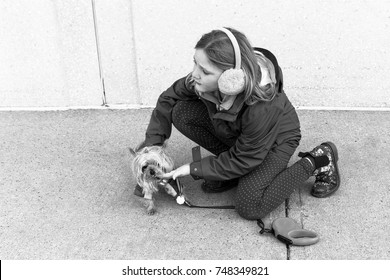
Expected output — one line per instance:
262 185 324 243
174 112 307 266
0 109 389 259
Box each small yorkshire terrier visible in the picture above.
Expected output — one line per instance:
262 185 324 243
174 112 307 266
129 143 178 215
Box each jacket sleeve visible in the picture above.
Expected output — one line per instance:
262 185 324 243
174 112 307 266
190 104 283 181
145 75 198 145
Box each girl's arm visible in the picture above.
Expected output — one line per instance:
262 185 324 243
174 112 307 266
145 74 198 146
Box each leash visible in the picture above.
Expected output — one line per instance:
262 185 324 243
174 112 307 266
178 145 234 209
174 178 235 209
158 145 319 245
156 145 235 210
157 177 235 209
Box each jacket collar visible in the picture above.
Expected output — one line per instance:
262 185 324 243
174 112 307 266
213 92 246 121
198 90 246 122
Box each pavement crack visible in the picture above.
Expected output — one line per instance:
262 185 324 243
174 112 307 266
298 188 305 228
286 244 291 260
285 198 291 260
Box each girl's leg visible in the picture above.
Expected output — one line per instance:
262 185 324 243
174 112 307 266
172 100 238 192
235 151 314 220
172 100 234 155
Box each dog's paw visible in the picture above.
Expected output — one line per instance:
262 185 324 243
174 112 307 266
146 207 156 215
144 199 156 215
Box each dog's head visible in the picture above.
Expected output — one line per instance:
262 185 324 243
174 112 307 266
129 144 174 192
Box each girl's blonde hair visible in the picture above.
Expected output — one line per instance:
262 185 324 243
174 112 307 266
195 27 276 105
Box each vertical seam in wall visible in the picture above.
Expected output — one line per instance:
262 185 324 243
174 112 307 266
129 0 141 105
91 0 107 106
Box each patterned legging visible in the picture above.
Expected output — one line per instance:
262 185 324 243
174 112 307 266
172 100 313 220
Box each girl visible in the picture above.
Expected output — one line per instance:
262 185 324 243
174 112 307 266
140 27 340 220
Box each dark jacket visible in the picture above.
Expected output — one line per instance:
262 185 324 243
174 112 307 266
145 48 301 181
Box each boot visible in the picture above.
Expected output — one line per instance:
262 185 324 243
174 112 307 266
299 141 341 198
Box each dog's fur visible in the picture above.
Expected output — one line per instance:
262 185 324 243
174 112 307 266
129 143 178 215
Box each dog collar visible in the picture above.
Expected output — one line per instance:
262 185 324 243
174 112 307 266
157 178 169 187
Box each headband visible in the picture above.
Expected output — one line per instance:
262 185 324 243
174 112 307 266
218 27 242 70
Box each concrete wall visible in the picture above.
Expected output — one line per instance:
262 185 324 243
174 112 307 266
0 0 102 107
1 0 389 109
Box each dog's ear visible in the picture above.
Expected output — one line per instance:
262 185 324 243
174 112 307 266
128 147 136 157
134 141 148 152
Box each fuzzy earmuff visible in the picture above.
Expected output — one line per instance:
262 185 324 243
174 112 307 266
218 68 245 96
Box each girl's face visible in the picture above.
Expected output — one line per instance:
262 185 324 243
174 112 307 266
192 49 223 93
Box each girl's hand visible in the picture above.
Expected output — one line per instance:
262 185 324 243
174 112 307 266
162 164 190 180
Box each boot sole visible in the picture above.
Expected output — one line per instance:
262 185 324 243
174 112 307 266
311 141 341 198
